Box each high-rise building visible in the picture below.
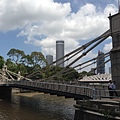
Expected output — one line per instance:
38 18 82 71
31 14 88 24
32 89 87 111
46 55 53 65
97 51 105 74
56 40 64 67
109 67 111 74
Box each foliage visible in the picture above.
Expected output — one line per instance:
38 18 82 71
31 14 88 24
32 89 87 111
21 54 33 67
6 59 17 73
31 51 47 67
3 48 80 81
79 71 94 78
0 56 5 69
41 66 79 81
7 48 25 64
62 67 79 81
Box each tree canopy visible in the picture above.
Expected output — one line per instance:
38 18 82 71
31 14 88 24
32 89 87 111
0 48 81 81
7 48 25 64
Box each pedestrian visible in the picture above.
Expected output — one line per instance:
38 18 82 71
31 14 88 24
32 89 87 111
108 80 113 98
112 81 118 97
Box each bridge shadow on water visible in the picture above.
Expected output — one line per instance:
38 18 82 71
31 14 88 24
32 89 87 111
11 92 75 120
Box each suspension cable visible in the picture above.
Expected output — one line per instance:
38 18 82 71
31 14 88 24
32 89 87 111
50 29 110 66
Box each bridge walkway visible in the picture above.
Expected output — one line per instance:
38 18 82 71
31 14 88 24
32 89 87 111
0 80 119 100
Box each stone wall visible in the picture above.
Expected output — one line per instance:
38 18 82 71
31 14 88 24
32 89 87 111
74 100 120 120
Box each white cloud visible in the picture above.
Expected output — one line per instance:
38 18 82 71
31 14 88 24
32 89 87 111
0 0 118 67
103 42 112 53
0 0 71 31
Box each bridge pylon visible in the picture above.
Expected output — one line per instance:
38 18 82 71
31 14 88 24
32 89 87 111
109 12 120 90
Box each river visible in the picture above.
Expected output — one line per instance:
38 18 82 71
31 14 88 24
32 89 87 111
0 92 76 120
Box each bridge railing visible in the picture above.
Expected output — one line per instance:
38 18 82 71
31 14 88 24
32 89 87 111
5 80 120 100
93 89 120 99
7 80 95 99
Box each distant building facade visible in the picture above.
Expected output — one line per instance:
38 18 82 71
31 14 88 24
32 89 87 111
90 68 96 75
46 55 53 65
56 40 64 67
109 67 111 74
97 51 105 74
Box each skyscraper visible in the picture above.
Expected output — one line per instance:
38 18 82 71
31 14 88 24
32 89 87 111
46 55 53 65
97 51 105 74
56 40 64 67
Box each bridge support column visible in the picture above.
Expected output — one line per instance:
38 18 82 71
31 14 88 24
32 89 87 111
109 12 120 90
0 87 12 99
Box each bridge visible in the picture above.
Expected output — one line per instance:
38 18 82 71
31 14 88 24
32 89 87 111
0 11 120 101
0 78 114 100
1 9 120 120
0 67 115 100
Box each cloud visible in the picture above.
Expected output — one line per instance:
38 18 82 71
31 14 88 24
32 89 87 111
103 42 112 53
0 0 71 31
0 0 118 67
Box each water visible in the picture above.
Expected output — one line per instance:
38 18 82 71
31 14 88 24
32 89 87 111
0 92 75 120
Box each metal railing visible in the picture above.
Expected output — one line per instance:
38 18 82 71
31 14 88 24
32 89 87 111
0 80 120 100
93 89 120 100
6 80 95 98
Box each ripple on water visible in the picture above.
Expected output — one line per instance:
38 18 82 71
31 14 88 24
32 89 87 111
0 92 75 120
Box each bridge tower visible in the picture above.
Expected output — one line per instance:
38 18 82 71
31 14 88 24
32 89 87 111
109 11 120 89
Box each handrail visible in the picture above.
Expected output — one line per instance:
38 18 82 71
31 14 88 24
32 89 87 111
1 80 119 100
92 89 120 100
2 81 95 99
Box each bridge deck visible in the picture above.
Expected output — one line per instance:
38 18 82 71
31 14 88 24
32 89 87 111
0 80 119 100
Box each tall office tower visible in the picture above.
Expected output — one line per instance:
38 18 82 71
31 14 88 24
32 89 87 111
109 67 111 74
97 51 105 74
46 55 53 65
56 40 64 67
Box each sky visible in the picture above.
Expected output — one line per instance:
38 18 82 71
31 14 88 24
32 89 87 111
0 0 118 72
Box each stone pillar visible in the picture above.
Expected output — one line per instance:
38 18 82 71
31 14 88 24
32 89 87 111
109 12 120 89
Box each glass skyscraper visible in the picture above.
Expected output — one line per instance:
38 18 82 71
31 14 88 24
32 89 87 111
97 51 105 74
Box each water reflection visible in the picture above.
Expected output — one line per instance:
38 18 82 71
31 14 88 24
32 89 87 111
0 92 75 120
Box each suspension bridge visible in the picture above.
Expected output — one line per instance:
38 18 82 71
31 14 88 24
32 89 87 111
0 28 114 100
0 11 119 100
1 9 120 120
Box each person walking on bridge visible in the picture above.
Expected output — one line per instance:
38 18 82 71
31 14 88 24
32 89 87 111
112 81 118 97
108 80 113 98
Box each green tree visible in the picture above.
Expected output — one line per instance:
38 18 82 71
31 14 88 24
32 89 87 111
0 56 5 69
20 51 48 79
17 63 27 76
6 58 17 72
7 48 25 64
31 51 47 67
79 71 94 78
21 54 33 67
62 67 79 81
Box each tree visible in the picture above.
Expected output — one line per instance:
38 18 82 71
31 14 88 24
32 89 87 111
62 67 79 81
20 51 48 79
31 51 47 67
21 54 33 67
79 71 94 78
0 56 4 69
7 48 25 64
6 58 17 72
17 63 27 76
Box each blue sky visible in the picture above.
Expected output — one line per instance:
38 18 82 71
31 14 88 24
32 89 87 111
0 0 118 71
